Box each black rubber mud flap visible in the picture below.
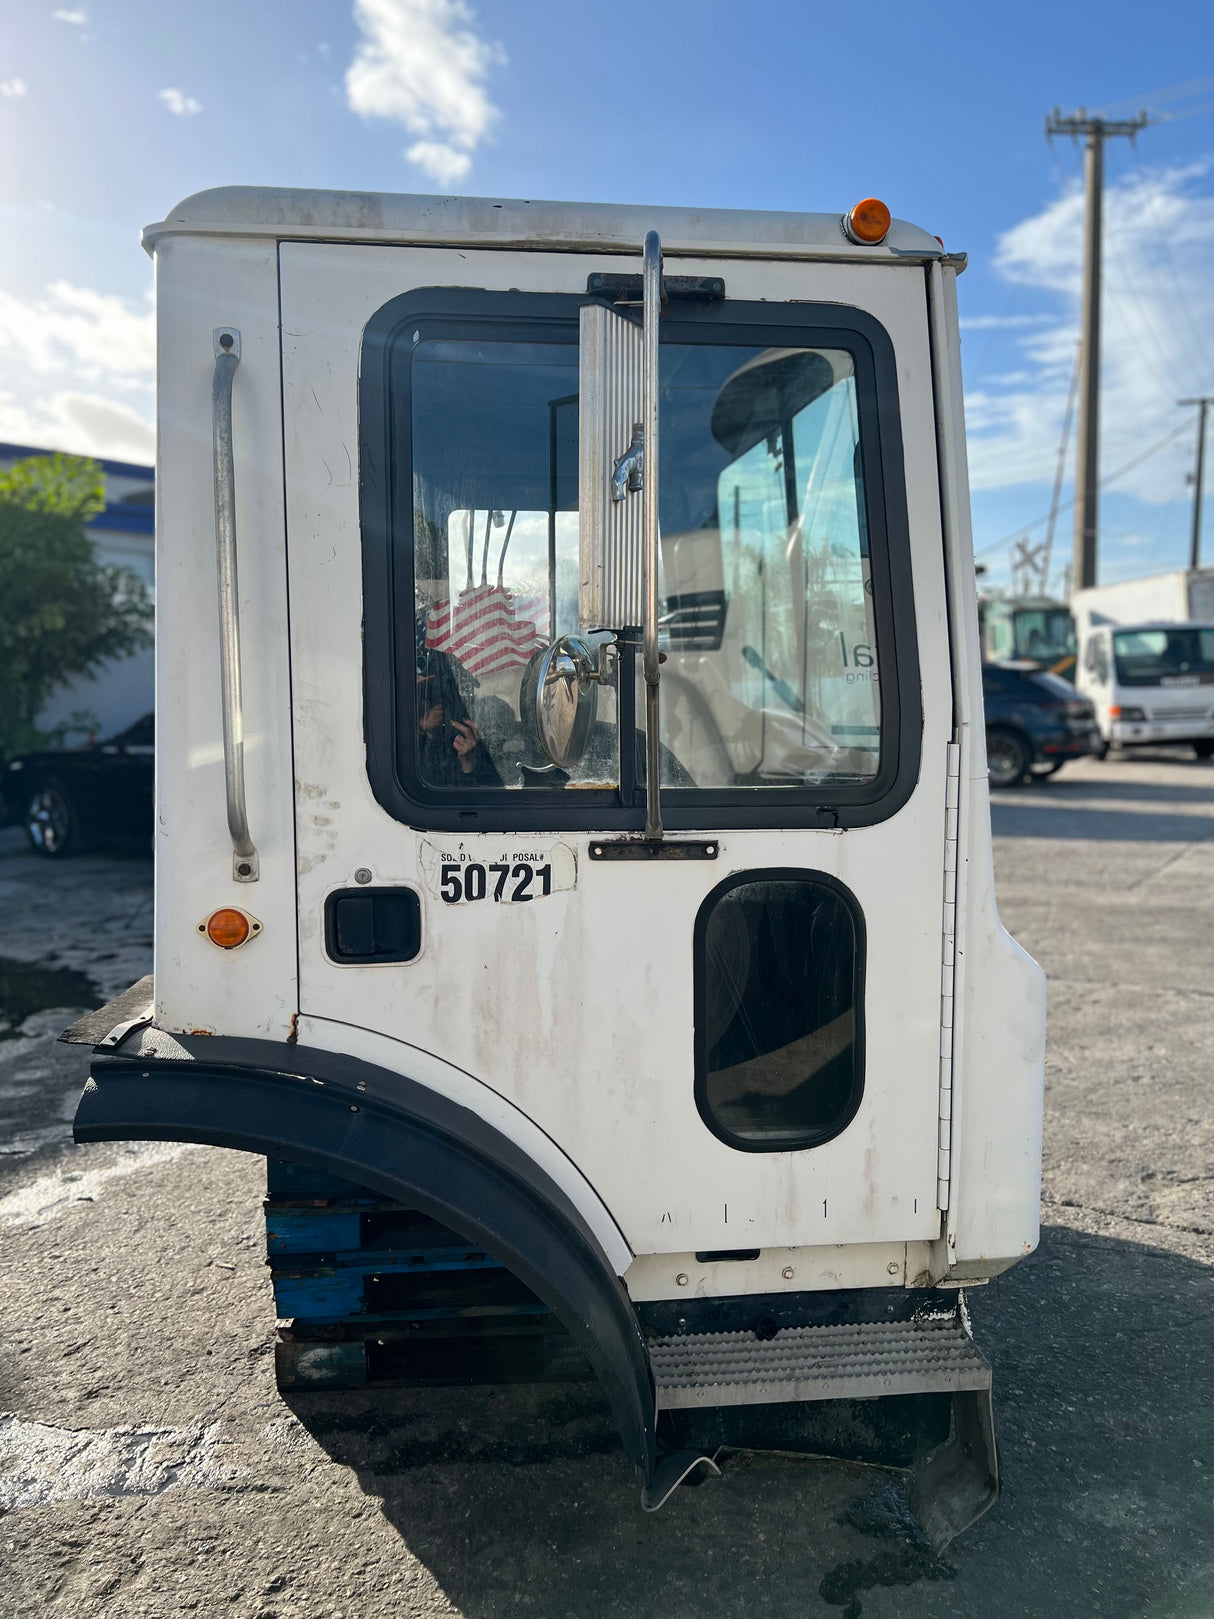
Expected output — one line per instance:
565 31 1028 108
908 1386 999 1551
73 1033 683 1498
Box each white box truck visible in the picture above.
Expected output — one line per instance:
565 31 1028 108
62 186 1045 1546
1073 572 1214 754
1072 569 1214 633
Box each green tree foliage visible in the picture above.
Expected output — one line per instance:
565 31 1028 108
0 453 153 760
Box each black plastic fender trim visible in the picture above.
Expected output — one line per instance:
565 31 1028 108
75 1038 658 1486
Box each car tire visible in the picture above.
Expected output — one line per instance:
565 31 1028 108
1093 740 1109 761
1193 739 1214 759
24 781 83 858
986 727 1031 789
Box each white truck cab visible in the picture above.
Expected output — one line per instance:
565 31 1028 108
1075 619 1214 756
68 187 1045 1544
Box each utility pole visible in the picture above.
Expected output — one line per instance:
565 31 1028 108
1180 397 1212 571
1045 107 1150 592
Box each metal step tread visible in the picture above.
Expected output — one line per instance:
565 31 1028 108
650 1316 991 1410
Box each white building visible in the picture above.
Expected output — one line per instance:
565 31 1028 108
0 441 155 741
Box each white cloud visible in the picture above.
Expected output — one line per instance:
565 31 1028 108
0 390 153 463
0 281 155 380
0 279 155 460
0 78 27 99
158 87 202 117
958 313 1053 332
965 163 1214 505
346 0 504 186
404 139 471 185
52 7 87 22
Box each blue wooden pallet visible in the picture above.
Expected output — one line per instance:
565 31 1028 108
264 1158 584 1390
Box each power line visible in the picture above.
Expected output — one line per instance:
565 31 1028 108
1046 135 1175 393
975 418 1192 560
1104 233 1177 393
1127 147 1214 386
1093 74 1214 120
1042 343 1081 586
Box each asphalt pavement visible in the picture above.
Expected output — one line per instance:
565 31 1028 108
2 752 1213 1619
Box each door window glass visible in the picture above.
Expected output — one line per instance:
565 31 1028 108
658 345 879 789
1088 636 1109 683
1012 608 1075 663
1113 628 1214 685
376 294 910 825
695 873 864 1150
410 338 616 792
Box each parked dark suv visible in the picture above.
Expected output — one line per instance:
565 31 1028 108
982 663 1099 788
2 713 154 856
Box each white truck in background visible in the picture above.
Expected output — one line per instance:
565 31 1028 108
1073 571 1214 756
1072 569 1214 635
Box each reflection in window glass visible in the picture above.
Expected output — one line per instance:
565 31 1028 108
404 325 887 799
658 346 880 789
698 876 863 1149
410 338 616 792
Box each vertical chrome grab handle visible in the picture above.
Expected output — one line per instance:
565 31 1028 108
641 231 664 842
212 327 259 883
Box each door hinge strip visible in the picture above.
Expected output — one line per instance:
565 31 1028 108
938 737 961 1210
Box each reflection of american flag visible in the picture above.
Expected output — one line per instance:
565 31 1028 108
425 586 548 678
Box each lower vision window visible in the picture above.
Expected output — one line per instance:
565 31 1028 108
695 871 864 1151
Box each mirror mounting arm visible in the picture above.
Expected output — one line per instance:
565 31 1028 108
611 423 645 503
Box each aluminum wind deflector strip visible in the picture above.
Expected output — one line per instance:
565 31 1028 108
578 303 646 630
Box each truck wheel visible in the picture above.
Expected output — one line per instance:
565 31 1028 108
986 728 1030 789
1093 740 1109 761
1193 740 1214 759
24 782 83 858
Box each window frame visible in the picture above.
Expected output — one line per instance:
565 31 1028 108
692 867 867 1154
359 287 921 833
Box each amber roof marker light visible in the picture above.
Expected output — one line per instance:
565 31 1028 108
842 198 892 246
198 907 261 949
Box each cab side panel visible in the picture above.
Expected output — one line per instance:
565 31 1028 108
153 236 298 1037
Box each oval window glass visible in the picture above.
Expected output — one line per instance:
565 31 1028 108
695 873 864 1150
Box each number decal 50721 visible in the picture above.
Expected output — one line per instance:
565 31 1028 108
439 861 553 904
419 840 577 906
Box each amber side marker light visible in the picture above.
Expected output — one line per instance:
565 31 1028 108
198 907 261 949
843 197 892 246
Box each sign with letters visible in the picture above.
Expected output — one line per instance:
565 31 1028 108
419 840 577 905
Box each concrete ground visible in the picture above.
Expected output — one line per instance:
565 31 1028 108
2 752 1213 1618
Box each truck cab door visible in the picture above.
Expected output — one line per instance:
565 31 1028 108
279 239 954 1267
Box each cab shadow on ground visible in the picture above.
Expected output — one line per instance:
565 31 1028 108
283 1224 1214 1619
990 799 1214 841
991 751 1214 842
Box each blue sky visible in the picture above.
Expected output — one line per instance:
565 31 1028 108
1 0 1213 591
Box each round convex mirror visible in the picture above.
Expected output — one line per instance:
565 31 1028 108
534 635 600 769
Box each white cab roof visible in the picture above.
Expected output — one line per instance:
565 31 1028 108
143 186 951 264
